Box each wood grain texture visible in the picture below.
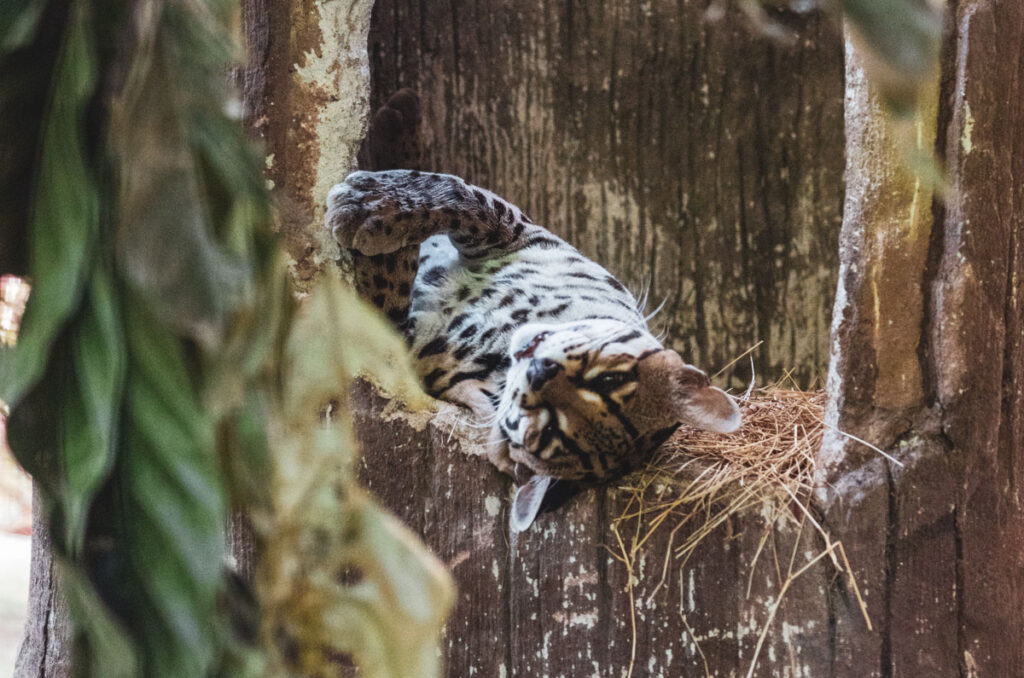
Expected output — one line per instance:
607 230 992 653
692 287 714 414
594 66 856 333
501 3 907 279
367 0 846 388
354 382 838 677
820 1 1024 676
14 493 71 678
349 1 1024 677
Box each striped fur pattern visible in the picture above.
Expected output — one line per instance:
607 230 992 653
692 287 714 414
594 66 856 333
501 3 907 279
327 170 740 525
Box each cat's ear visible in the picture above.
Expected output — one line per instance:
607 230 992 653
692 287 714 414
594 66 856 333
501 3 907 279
510 474 551 532
641 349 741 433
674 361 741 432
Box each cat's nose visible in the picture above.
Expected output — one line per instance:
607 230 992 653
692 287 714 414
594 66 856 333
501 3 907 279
527 358 560 390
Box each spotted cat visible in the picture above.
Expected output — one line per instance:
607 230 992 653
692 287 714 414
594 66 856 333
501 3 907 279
327 170 740 530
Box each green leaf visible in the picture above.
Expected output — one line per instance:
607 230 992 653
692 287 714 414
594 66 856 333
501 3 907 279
109 2 269 349
0 0 48 52
839 0 943 111
58 559 139 678
60 264 125 556
0 0 98 406
117 292 225 678
840 0 942 76
283 275 431 423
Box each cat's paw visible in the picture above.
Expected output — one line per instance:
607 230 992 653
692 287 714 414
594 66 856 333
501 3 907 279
325 172 403 256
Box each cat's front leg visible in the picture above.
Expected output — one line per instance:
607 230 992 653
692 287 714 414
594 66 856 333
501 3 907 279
326 170 547 258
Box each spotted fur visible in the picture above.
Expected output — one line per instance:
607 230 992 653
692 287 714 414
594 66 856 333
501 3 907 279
327 169 740 528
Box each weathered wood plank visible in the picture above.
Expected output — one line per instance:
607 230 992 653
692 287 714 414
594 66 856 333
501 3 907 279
368 0 845 388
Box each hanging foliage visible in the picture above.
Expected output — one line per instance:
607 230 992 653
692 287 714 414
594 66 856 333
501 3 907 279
0 0 452 676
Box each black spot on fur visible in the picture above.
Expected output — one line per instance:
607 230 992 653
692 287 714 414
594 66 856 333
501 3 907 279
473 190 488 206
606 275 627 293
386 307 406 324
523 235 562 249
476 352 510 373
421 266 446 285
494 201 506 218
417 336 448 358
498 292 516 308
538 302 571 317
448 313 469 332
512 222 525 238
453 344 474 360
614 329 643 344
458 324 478 340
456 286 472 302
398 282 410 296
511 308 530 323
371 294 386 307
372 274 388 288
423 368 446 390
480 328 497 343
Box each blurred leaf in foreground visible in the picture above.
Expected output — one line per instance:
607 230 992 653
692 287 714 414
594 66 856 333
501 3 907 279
258 275 451 678
838 0 943 113
2 0 454 673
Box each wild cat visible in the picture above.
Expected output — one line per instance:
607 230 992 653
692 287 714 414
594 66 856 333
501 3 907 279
327 169 740 530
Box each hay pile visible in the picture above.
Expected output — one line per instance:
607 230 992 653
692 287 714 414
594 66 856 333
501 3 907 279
614 386 826 562
608 386 871 678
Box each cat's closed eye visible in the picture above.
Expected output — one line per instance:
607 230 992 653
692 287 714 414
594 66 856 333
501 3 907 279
587 371 632 393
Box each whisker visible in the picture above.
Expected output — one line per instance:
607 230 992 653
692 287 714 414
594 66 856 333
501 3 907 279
645 295 669 322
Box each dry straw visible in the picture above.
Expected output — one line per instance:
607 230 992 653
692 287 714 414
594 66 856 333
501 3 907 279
610 384 871 678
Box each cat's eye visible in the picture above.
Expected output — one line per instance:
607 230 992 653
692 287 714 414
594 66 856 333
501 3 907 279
588 371 631 393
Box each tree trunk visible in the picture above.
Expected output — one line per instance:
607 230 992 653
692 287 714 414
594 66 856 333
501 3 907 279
14 494 70 678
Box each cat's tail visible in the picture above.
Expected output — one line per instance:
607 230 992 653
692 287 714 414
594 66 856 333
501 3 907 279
349 88 424 334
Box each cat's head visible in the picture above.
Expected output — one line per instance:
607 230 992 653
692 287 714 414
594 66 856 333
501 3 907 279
494 319 740 530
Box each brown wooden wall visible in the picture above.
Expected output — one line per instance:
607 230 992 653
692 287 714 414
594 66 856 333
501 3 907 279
353 0 1024 676
366 0 846 388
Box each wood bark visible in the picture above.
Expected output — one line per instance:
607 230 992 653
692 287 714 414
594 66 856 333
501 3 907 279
819 2 1024 675
14 493 71 678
